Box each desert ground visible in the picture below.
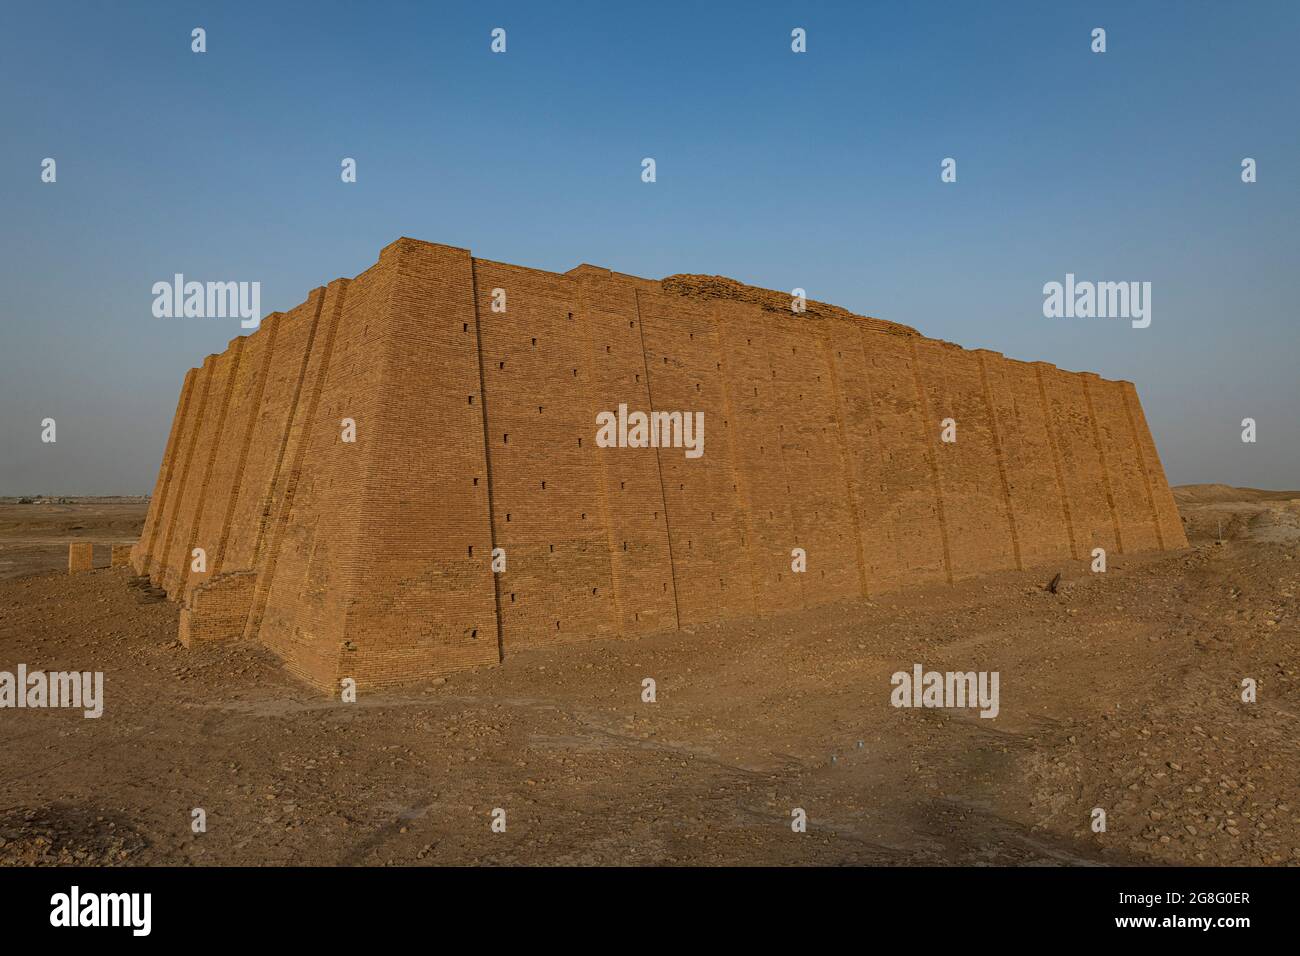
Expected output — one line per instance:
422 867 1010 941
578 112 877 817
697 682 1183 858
0 487 1295 866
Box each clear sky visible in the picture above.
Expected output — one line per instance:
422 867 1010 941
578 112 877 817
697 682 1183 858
2 1 1296 494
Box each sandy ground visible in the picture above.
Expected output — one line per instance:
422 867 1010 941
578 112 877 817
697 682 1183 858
0 499 145 581
0 489 1295 866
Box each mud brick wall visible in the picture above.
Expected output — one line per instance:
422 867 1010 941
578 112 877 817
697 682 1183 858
913 339 1019 579
110 545 133 567
136 237 1188 690
718 301 816 612
183 324 273 602
68 542 93 573
637 290 756 625
759 307 863 603
1121 380 1185 549
1038 363 1122 556
328 242 501 686
475 258 621 649
853 331 952 588
981 357 1075 566
133 368 196 575
246 281 346 677
143 359 212 585
572 267 679 634
1087 376 1163 553
220 306 299 579
242 290 331 649
179 571 256 646
170 340 245 596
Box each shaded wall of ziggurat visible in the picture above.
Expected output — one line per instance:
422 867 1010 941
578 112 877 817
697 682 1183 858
132 238 1188 691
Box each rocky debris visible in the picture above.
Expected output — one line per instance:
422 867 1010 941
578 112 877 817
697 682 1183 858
660 274 919 337
0 806 148 867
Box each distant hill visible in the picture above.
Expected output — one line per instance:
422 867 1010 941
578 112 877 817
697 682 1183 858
1172 483 1300 503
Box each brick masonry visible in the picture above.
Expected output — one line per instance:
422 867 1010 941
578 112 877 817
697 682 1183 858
133 238 1189 691
68 542 93 574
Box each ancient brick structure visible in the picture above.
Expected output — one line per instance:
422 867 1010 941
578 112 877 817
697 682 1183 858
132 238 1188 690
68 542 93 574
111 544 133 568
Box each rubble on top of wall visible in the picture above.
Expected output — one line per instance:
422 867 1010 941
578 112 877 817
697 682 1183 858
660 274 919 337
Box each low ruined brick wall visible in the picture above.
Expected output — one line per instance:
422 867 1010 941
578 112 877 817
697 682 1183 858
179 571 257 647
68 542 93 573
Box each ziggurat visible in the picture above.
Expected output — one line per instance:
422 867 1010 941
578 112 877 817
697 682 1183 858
132 238 1188 690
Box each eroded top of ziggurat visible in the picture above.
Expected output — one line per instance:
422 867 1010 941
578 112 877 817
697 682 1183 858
658 274 920 337
135 237 1183 691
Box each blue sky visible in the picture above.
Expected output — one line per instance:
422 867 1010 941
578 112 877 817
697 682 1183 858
2 0 1297 493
